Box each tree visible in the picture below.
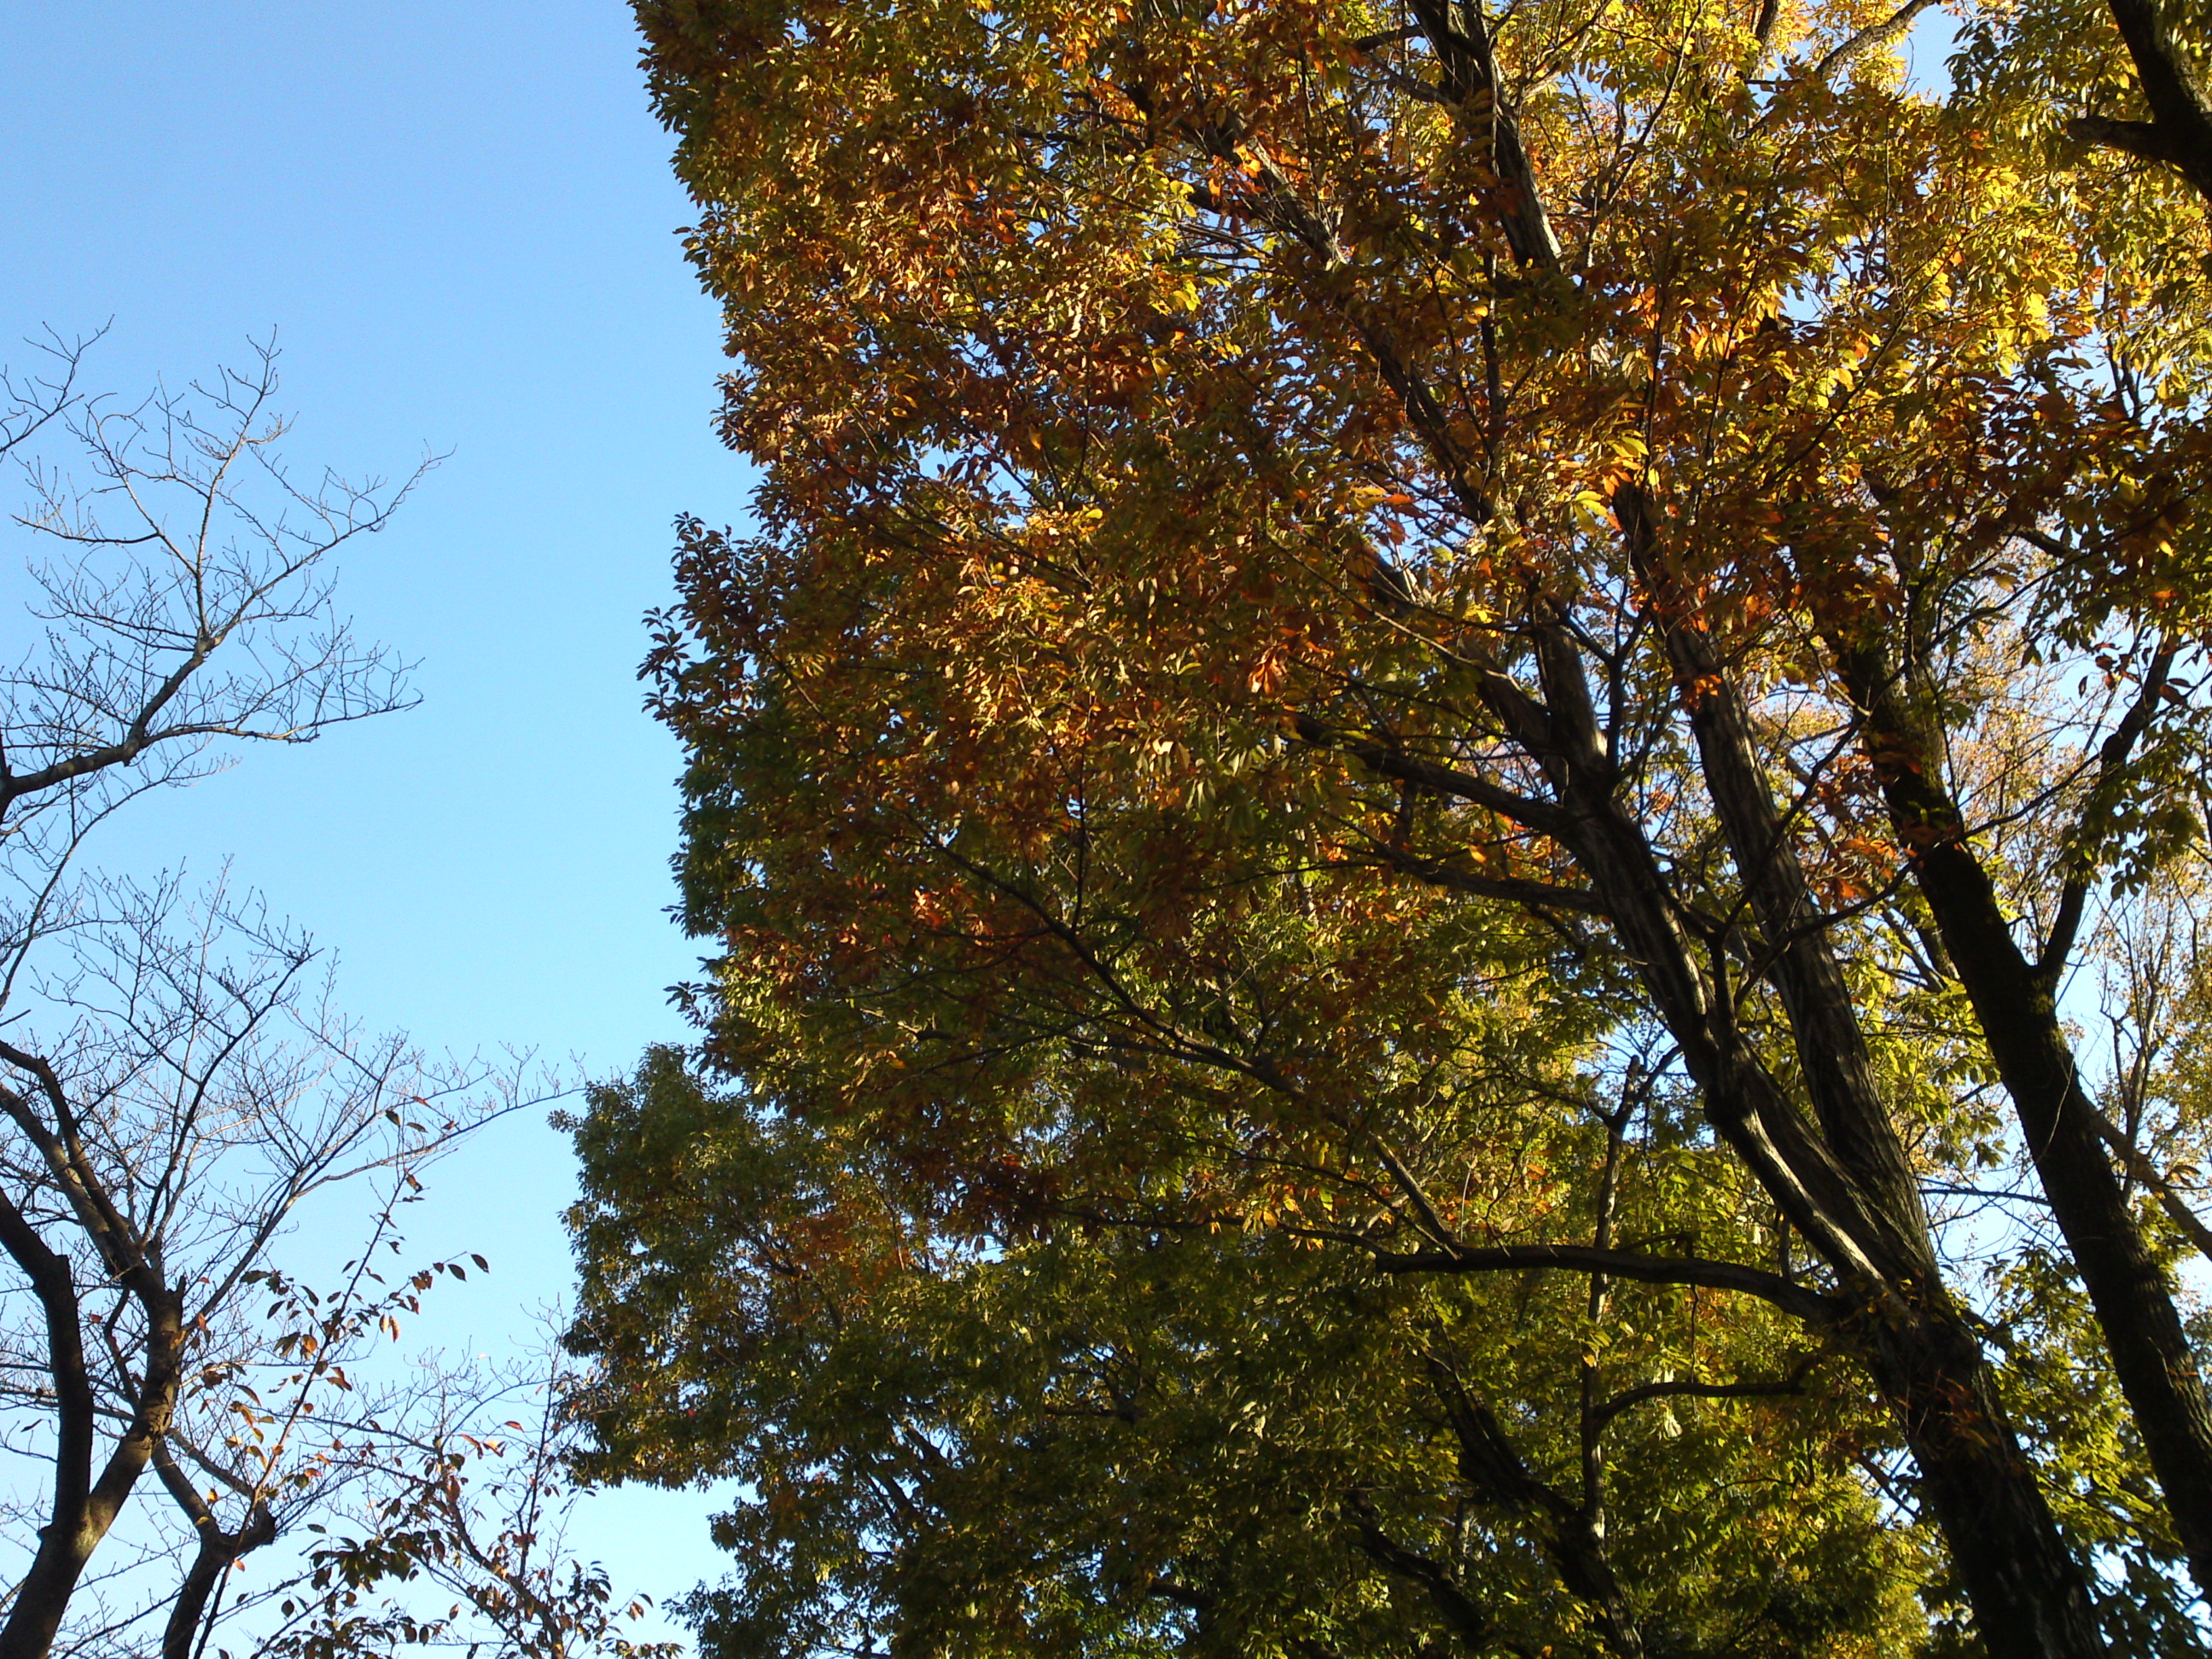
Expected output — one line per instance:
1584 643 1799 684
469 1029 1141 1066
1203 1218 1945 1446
0 338 661 1659
571 0 2212 1653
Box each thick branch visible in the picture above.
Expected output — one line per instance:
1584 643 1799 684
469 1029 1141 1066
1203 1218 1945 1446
0 644 217 812
1809 0 1938 82
155 1440 276 1659
1403 0 1563 267
0 1060 148 1289
1361 838 1611 916
2081 0 2212 201
1352 1522 1508 1650
1371 1240 1840 1324
1592 1358 1819 1432
1423 1357 1645 1656
1616 482 1936 1284
0 1187 96 1659
1291 713 1575 836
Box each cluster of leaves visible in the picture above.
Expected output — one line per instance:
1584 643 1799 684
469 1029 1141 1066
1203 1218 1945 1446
574 1048 1926 1659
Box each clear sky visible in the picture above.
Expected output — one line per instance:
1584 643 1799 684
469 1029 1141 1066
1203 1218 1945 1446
0 0 749 1619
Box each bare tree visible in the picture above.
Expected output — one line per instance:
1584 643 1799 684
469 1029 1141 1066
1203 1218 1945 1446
1 332 418 863
0 335 546 1659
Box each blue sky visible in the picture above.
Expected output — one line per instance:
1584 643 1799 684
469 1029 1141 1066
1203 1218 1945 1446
1 0 748 1615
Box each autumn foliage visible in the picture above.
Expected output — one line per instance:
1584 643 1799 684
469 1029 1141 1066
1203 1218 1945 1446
568 0 2212 1653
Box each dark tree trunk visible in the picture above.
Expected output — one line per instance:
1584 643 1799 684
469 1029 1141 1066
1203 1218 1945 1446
1858 1302 2109 1656
0 1245 185 1659
2073 0 2212 200
0 1198 97 1659
1581 843 2108 1656
160 1503 276 1659
1843 652 2212 1603
1504 605 2108 1656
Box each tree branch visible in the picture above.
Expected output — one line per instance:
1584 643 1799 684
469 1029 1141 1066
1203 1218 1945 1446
2089 1109 2212 1266
1808 0 1938 83
2039 644 2174 981
1359 836 1612 916
2079 0 2212 201
1370 1240 1840 1323
1592 1357 1819 1432
1292 713 1575 836
1350 1512 1508 1650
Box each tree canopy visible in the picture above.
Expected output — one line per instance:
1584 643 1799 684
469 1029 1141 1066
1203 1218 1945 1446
568 0 2212 1652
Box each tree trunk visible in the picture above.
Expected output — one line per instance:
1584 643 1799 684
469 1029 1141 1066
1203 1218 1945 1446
1498 618 2108 1655
1845 650 2212 1603
1860 1304 2109 1656
0 1201 97 1659
161 1504 276 1659
0 1274 185 1659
